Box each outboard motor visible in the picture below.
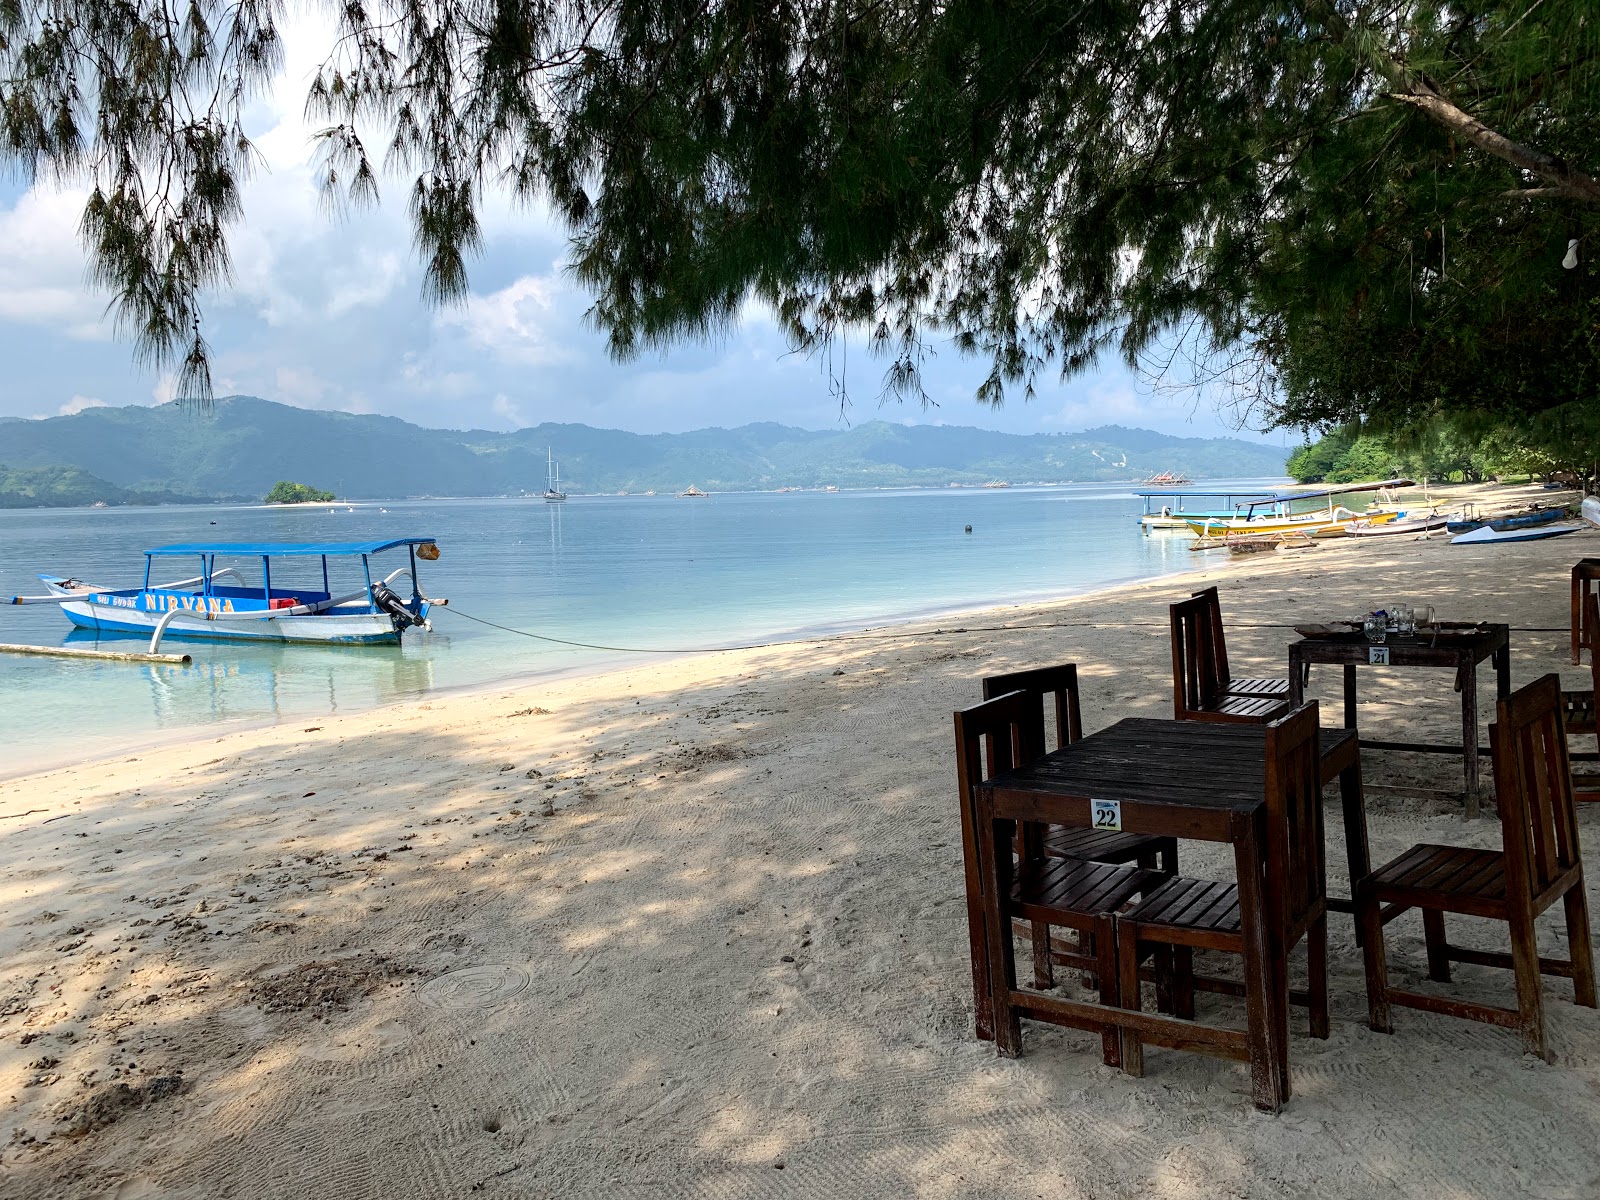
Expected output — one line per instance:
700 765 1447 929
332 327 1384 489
371 582 427 632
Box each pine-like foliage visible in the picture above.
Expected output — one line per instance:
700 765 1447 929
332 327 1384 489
1 0 1596 429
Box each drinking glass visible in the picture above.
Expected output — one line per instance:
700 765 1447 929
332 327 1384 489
1363 613 1388 643
1390 603 1413 634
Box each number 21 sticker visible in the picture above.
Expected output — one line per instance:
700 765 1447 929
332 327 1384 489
1369 646 1391 665
1091 799 1122 831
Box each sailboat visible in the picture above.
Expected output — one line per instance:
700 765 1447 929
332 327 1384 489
543 448 567 502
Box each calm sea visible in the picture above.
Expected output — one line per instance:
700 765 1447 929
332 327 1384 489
0 482 1285 777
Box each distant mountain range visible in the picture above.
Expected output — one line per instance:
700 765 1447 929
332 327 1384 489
0 396 1288 503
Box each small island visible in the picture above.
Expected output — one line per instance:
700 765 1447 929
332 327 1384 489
264 480 336 504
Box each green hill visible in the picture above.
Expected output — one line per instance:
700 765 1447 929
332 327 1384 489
0 462 219 509
0 397 1289 500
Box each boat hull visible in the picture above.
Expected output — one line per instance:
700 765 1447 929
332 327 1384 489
44 581 410 645
1349 515 1450 537
1449 523 1585 546
1447 508 1564 535
1184 510 1399 537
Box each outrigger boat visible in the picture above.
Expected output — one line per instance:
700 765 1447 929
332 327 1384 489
11 538 443 652
1183 480 1413 538
1136 488 1279 530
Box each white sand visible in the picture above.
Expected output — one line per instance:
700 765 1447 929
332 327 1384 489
4 489 1600 1198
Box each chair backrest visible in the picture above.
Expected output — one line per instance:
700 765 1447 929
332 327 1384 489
1491 674 1583 902
1170 587 1232 718
1263 701 1325 933
981 663 1084 750
955 690 1048 802
1587 591 1600 753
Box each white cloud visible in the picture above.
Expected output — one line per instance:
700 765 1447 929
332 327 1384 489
59 394 106 416
0 187 113 340
274 365 330 406
490 393 527 428
438 274 584 367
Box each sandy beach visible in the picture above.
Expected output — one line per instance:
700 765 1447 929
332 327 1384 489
5 485 1600 1199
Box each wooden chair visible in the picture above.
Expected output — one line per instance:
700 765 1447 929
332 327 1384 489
982 665 1178 873
1357 674 1597 1060
1571 558 1600 664
1116 702 1329 1082
1561 591 1600 802
1170 587 1292 723
956 691 1166 1062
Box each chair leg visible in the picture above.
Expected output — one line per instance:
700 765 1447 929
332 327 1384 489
1172 946 1195 1019
1153 944 1175 1014
1358 890 1392 1034
1095 914 1122 1068
1031 921 1055 991
1308 914 1330 1040
1118 924 1145 1077
1508 903 1550 1062
1160 842 1179 875
1422 909 1451 982
1564 883 1598 1009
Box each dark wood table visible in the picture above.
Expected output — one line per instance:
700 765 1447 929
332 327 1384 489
969 718 1365 1113
1287 624 1510 818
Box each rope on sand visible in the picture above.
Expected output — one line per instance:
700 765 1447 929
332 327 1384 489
437 606 1572 657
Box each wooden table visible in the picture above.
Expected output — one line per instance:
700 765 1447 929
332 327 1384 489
969 718 1363 1112
1287 624 1510 819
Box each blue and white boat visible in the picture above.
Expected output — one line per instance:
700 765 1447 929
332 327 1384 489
12 538 443 651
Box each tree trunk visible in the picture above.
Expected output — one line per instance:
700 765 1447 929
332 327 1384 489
1306 3 1600 205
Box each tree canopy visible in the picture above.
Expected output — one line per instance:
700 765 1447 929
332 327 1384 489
264 480 336 504
2 0 1596 430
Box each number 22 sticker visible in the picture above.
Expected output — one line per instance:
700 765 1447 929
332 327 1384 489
1091 799 1122 831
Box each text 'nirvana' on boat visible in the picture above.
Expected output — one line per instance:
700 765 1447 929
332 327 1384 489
11 538 446 652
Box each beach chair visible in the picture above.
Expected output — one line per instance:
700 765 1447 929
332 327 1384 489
954 691 1165 1054
982 665 1178 873
1357 674 1598 1060
1116 702 1329 1081
1170 587 1292 723
957 689 1167 1064
1561 591 1600 801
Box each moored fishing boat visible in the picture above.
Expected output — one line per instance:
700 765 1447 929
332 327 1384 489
1182 479 1412 538
1348 511 1450 537
1446 506 1563 535
1450 521 1585 545
678 485 709 498
1136 487 1280 530
11 538 443 651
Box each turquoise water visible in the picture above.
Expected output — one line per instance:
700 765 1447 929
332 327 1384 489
0 482 1284 775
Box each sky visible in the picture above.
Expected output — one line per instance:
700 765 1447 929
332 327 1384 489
0 23 1287 448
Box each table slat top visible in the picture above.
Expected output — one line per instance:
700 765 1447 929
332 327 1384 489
979 718 1280 814
1290 622 1508 665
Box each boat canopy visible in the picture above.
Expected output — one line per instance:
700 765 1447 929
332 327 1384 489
143 538 437 558
1133 489 1275 499
1235 479 1414 515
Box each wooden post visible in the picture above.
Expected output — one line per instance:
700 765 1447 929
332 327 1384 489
0 643 191 665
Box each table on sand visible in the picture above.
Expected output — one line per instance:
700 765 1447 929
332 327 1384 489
968 717 1365 1113
1287 624 1510 819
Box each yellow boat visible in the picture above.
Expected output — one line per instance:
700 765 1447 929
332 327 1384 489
1182 480 1413 538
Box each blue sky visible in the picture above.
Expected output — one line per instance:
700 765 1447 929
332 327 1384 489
0 28 1287 447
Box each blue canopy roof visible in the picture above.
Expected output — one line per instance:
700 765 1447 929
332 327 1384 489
144 538 438 557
